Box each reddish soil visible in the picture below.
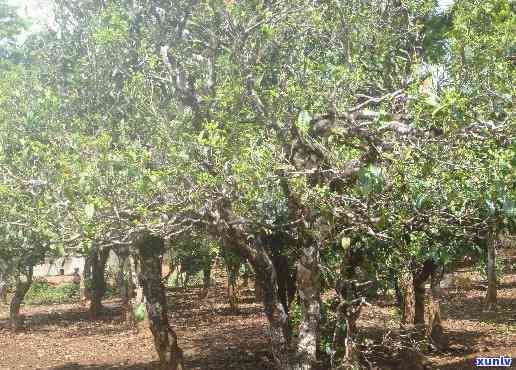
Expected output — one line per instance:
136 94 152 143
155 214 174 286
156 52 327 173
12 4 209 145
358 249 516 370
0 254 515 370
358 273 516 369
0 271 272 370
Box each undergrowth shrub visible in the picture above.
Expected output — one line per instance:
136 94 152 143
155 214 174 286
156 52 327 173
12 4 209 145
25 279 119 305
476 255 507 281
25 281 80 305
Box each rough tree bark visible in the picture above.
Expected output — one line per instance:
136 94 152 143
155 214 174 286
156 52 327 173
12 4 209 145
136 233 184 370
89 247 110 318
255 275 264 302
223 230 293 369
485 232 497 311
330 248 371 369
257 232 298 315
252 246 293 370
200 262 212 298
225 251 241 313
413 260 434 327
116 248 129 304
126 254 145 326
413 283 426 326
210 199 293 369
0 271 8 305
271 246 297 315
294 240 321 370
241 262 251 288
398 269 415 325
80 254 92 306
429 267 447 349
331 290 368 369
10 266 33 332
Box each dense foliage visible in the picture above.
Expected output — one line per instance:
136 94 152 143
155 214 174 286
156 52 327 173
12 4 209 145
0 0 513 368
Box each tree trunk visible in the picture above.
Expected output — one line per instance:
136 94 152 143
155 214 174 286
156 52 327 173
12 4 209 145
168 250 177 284
398 269 415 325
117 250 129 302
210 206 293 369
331 301 346 368
0 273 8 305
200 262 211 298
413 259 434 327
89 247 110 318
80 255 92 306
10 266 33 332
227 233 292 369
429 267 447 349
222 247 241 313
252 248 293 370
241 262 250 288
255 276 264 302
241 274 249 288
331 258 369 370
272 252 296 315
183 268 191 289
126 254 145 326
339 299 365 369
136 233 184 370
413 281 426 326
226 258 240 313
294 242 321 370
485 232 497 311
394 277 403 307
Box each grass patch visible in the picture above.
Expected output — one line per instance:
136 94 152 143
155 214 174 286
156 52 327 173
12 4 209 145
25 280 120 305
495 323 516 335
25 281 80 305
165 270 204 289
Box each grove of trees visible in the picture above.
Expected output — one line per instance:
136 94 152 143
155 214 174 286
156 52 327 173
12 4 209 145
0 0 514 369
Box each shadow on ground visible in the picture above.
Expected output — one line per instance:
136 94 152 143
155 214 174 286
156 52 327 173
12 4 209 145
51 362 159 370
0 302 130 338
52 357 275 370
431 357 477 370
445 296 516 325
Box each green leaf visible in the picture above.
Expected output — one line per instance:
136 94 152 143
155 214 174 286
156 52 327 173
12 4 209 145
85 203 95 220
415 194 427 209
502 199 516 218
341 237 351 250
485 199 496 216
431 103 448 117
297 110 312 132
134 303 146 321
51 243 65 257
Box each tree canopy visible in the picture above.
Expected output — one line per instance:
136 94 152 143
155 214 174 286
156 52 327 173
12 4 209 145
0 0 514 368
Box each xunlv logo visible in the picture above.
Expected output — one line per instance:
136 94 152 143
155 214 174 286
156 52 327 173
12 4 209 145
475 356 512 367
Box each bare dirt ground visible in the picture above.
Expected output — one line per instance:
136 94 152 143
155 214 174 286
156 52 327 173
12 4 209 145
0 253 514 370
359 248 516 369
0 270 273 370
